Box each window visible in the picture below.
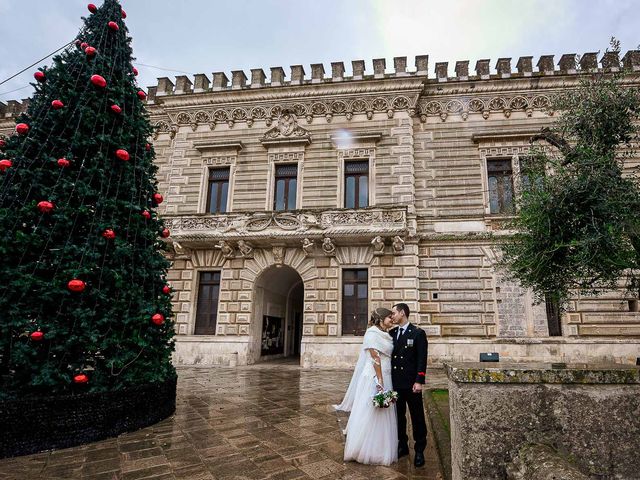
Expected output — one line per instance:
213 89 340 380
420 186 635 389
487 158 514 214
545 293 562 337
344 160 369 209
194 271 220 335
519 156 544 194
274 164 297 211
342 269 368 335
207 168 229 213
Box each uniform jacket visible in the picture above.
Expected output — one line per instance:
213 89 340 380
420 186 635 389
390 323 428 390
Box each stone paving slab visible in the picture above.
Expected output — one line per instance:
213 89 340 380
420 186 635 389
0 364 447 479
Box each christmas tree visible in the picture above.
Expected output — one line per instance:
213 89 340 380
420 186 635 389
0 1 174 398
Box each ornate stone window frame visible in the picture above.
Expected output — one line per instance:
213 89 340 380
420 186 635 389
473 131 537 216
259 111 311 211
332 133 382 209
265 148 305 211
338 265 370 338
194 141 242 214
190 268 222 336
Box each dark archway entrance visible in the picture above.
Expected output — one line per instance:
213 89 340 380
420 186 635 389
252 265 303 363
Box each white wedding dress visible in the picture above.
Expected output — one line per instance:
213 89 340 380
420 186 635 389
334 326 398 466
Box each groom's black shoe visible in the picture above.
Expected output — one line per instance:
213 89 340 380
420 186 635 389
414 451 425 468
398 446 410 459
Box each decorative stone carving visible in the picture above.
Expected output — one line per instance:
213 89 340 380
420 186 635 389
417 94 552 121
165 207 407 243
322 237 336 256
371 235 385 255
320 209 405 228
262 110 310 142
237 240 253 258
216 240 234 259
169 240 191 258
272 246 285 264
301 238 315 256
154 93 421 132
392 235 405 253
246 213 300 231
297 212 323 230
222 214 250 233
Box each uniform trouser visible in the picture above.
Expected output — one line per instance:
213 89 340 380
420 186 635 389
396 388 427 453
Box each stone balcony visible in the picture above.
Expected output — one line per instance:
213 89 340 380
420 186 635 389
162 206 408 247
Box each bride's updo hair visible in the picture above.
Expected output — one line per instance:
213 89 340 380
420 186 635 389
369 307 393 326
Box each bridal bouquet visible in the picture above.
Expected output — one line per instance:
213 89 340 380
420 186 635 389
371 389 398 408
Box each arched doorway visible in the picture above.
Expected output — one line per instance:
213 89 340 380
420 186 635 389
251 265 304 363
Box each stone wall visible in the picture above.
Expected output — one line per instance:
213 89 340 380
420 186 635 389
446 362 640 480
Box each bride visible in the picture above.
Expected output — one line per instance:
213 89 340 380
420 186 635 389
334 307 398 466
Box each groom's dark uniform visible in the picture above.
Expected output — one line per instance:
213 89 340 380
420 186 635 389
390 323 428 457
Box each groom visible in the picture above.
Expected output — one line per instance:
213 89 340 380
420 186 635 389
390 303 428 468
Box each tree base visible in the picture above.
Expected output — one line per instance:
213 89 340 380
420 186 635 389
0 376 177 459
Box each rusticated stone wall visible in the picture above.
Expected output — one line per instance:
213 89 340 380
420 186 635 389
3 51 640 367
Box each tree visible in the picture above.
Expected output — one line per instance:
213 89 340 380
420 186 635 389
0 0 174 398
500 42 640 316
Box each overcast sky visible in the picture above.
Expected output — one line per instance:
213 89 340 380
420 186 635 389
1 0 639 102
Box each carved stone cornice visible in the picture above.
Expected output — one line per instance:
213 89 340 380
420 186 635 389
416 92 555 122
162 206 408 245
417 75 640 122
422 74 640 97
471 129 540 143
193 141 243 152
150 76 426 108
150 91 420 134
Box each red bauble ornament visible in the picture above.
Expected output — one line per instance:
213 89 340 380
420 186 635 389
151 313 165 325
51 99 64 110
115 149 130 161
102 229 116 239
80 42 89 50
85 46 97 58
90 74 106 88
141 210 151 220
0 139 6 149
145 143 151 151
153 193 164 204
110 104 122 114
37 201 54 213
0 159 12 171
16 123 29 135
34 71 45 82
162 285 171 295
67 279 86 292
108 21 119 31
74 373 89 384
133 67 139 76
161 228 170 238
30 331 44 341
121 9 127 18
57 158 70 168
87 4 97 13
137 90 146 100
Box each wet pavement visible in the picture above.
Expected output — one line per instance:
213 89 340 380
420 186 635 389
0 361 448 479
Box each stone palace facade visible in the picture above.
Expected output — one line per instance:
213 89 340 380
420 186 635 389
2 51 639 367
